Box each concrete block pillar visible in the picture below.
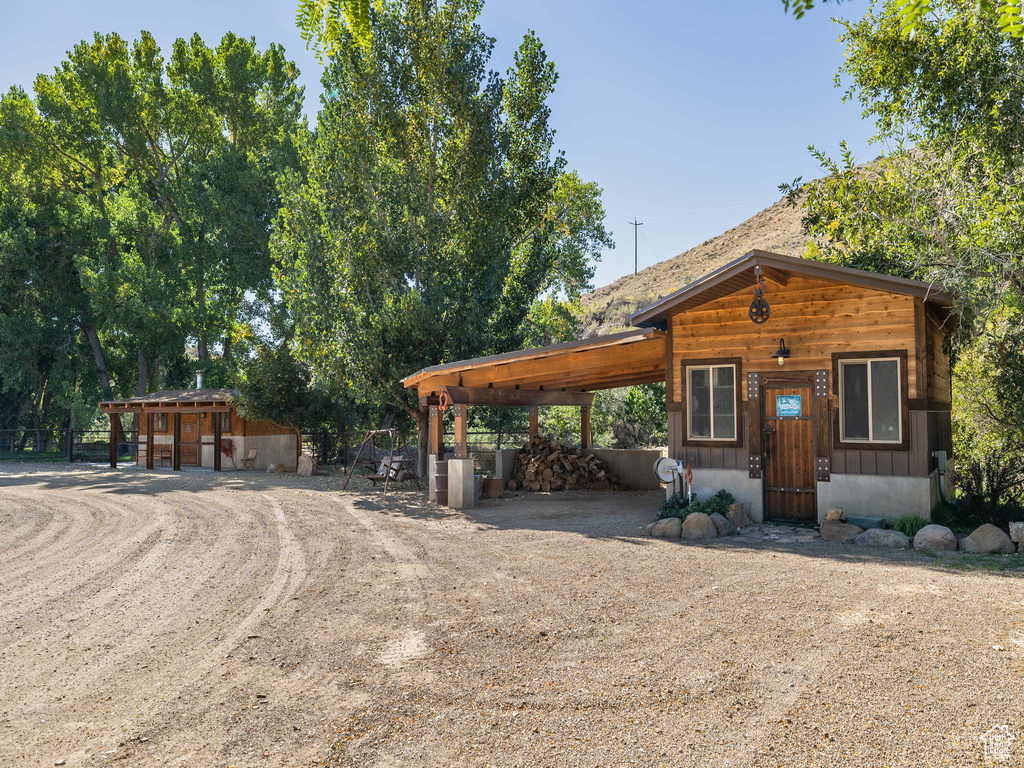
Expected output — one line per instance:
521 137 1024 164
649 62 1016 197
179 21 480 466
428 454 438 503
494 449 518 484
448 458 476 509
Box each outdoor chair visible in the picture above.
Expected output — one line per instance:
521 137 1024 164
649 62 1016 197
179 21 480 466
158 448 172 467
241 448 258 470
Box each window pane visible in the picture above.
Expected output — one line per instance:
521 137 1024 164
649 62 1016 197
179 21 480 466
842 363 869 440
689 368 711 438
870 360 900 441
712 366 735 439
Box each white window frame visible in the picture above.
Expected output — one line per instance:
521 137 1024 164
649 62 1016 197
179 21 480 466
838 357 902 444
686 363 737 442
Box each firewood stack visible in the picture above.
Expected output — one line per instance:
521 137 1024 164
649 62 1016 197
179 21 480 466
506 435 622 492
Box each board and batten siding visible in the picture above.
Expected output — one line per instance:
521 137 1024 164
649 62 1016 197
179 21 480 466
666 276 951 477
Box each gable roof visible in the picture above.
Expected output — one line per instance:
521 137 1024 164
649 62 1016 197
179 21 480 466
99 388 238 410
629 250 954 329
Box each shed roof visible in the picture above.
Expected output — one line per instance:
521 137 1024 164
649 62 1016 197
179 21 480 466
402 328 667 394
629 250 954 328
99 388 238 411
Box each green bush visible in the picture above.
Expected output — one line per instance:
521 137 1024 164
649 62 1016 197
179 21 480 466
893 514 928 538
657 489 735 521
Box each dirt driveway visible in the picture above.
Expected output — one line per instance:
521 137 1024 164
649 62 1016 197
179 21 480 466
1 464 1022 767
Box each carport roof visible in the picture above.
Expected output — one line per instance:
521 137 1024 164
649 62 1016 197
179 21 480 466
402 328 667 394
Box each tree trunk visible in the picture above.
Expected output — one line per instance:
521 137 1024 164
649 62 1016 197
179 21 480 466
222 333 232 362
132 347 148 457
82 320 112 398
196 250 207 360
415 405 428 484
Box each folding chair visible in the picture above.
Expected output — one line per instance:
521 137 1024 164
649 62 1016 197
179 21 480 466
241 448 258 470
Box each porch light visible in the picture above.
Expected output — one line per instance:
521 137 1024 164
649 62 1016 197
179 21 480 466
772 338 790 366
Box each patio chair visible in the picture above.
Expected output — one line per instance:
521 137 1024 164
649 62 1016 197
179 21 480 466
241 448 258 470
158 448 172 467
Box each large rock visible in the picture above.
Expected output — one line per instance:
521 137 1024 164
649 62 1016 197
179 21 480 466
680 512 718 540
297 453 315 477
913 524 957 552
709 512 739 537
726 502 749 528
648 517 682 538
825 508 844 522
854 528 910 549
958 523 1016 554
1009 521 1024 544
820 520 864 542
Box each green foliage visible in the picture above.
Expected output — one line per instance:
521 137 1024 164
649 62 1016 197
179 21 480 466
893 514 928 538
953 448 1024 524
657 489 735 521
274 0 611 425
297 0 373 59
235 344 327 429
782 0 1024 38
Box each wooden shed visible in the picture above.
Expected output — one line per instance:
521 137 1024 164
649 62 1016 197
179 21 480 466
98 389 299 472
630 250 954 523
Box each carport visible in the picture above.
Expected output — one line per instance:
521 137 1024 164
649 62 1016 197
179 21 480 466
402 328 667 506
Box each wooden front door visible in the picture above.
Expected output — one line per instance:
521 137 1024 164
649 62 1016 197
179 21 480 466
762 380 816 521
180 414 199 466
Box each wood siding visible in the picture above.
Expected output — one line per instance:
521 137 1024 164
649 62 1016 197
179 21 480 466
139 408 291 437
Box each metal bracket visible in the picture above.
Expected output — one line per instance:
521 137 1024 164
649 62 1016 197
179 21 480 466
748 454 762 478
816 456 831 482
746 372 760 399
814 369 829 398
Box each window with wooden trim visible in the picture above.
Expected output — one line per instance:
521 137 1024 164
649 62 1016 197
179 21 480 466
153 413 167 431
839 358 901 443
686 364 736 441
219 412 231 433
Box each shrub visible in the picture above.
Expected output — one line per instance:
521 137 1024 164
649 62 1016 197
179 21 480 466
893 514 928 538
656 489 735 521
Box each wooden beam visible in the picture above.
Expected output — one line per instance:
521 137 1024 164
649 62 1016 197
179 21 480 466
173 412 181 471
429 404 442 456
441 385 594 408
213 411 222 472
528 407 538 439
453 404 468 459
146 413 154 470
109 414 118 469
760 265 790 288
581 405 591 450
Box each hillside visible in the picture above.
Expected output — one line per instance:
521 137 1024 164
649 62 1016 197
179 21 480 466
580 193 809 336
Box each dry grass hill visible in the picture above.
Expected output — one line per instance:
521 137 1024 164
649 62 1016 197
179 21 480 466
580 193 809 336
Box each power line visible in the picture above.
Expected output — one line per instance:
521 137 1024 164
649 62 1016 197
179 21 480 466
628 217 643 275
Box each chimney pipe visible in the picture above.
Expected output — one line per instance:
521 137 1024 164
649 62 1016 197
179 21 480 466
196 370 204 389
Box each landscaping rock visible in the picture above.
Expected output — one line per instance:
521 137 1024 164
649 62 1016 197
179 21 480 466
825 507 844 522
709 512 739 537
854 528 910 549
297 454 315 477
913 524 957 552
726 502 749 528
958 523 1015 554
1009 521 1024 544
648 517 682 538
680 512 718 540
820 520 864 542
266 463 279 473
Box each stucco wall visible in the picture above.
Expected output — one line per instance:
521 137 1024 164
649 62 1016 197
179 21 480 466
817 471 941 524
671 467 764 523
590 448 667 490
136 434 296 471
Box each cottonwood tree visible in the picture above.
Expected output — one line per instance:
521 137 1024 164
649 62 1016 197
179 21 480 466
273 0 611 474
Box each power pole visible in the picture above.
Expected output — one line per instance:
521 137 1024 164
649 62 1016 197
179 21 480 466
629 217 643 274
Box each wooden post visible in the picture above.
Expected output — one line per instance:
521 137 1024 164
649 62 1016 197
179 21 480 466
453 404 468 459
67 423 74 464
109 414 118 469
173 412 181 471
528 407 539 440
581 405 591 450
146 413 154 470
213 411 222 472
429 405 442 457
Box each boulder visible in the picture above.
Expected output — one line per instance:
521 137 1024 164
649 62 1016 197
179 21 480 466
680 512 718 540
854 528 910 549
648 517 682 538
726 502 749 528
709 512 739 537
913 524 957 552
958 523 1015 554
825 507 844 522
820 520 864 542
1009 521 1024 544
297 454 315 477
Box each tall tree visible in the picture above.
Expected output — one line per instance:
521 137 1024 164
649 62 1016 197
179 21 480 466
273 0 611 473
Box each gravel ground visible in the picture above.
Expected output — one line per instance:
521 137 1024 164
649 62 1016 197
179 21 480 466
1 463 1022 768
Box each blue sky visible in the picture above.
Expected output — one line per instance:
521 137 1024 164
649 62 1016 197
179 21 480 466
0 0 874 289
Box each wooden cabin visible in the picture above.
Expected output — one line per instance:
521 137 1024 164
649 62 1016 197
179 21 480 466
405 250 954 522
98 389 299 472
630 250 953 523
